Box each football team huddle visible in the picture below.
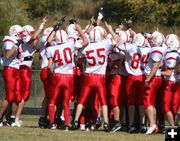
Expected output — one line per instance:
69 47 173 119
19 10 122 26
0 11 179 135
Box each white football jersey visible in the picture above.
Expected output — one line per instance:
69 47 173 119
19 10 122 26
81 39 115 75
20 43 35 67
118 43 150 75
1 36 21 69
39 36 49 69
164 51 179 82
145 45 167 76
46 40 82 74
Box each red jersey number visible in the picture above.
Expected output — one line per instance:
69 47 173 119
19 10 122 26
52 47 72 66
86 48 105 66
131 53 148 69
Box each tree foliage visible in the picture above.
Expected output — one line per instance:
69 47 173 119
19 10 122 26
101 0 180 26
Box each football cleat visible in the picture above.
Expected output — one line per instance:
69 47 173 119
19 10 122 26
103 122 109 132
80 124 85 131
38 117 49 128
7 117 16 127
72 121 79 130
49 123 57 129
15 119 22 127
110 121 122 133
139 124 147 133
145 125 159 135
128 124 137 133
95 117 102 129
64 125 69 131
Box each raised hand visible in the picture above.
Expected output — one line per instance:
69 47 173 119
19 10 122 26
105 21 113 32
42 16 48 23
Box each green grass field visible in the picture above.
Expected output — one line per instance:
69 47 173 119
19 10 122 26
0 115 164 141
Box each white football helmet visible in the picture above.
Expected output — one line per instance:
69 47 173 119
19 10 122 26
118 30 129 43
89 26 105 43
132 33 148 47
9 25 23 40
55 30 68 44
165 34 180 51
22 25 35 43
148 31 165 47
66 24 79 37
43 27 53 36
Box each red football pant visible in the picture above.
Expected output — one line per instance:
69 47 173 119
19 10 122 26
40 68 50 99
163 81 180 115
19 65 31 101
48 74 74 126
3 67 21 103
78 74 107 106
126 74 145 106
144 76 162 108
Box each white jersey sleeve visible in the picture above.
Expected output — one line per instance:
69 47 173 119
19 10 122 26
164 51 179 82
1 36 20 69
145 46 166 76
151 48 163 62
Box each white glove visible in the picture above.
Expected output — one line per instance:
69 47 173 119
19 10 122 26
98 12 103 20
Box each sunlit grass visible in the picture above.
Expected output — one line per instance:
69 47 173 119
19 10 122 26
0 115 164 141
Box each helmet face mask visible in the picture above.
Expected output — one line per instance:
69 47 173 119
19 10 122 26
22 25 35 43
9 25 23 40
165 34 180 51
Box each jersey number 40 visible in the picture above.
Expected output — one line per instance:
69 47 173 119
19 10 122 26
52 47 72 66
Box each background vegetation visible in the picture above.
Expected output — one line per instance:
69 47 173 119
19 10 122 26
0 0 179 66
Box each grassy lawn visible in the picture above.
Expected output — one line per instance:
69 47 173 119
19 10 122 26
0 115 164 141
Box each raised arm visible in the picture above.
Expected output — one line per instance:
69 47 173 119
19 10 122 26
105 21 119 43
75 23 89 48
28 17 48 45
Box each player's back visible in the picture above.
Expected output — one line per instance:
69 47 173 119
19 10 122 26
82 39 113 75
46 42 75 74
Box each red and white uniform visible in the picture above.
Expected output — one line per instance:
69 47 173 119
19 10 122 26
118 43 150 106
39 36 50 69
46 40 82 126
1 36 21 102
19 43 35 101
39 36 56 98
78 39 115 106
162 51 180 114
144 45 167 108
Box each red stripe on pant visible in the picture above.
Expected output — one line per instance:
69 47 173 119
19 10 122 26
163 81 180 115
78 74 107 106
144 76 162 108
48 74 74 126
3 67 21 103
126 74 145 106
19 65 31 101
40 68 51 99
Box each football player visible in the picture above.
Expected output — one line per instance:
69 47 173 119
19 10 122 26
161 34 180 126
0 25 24 126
